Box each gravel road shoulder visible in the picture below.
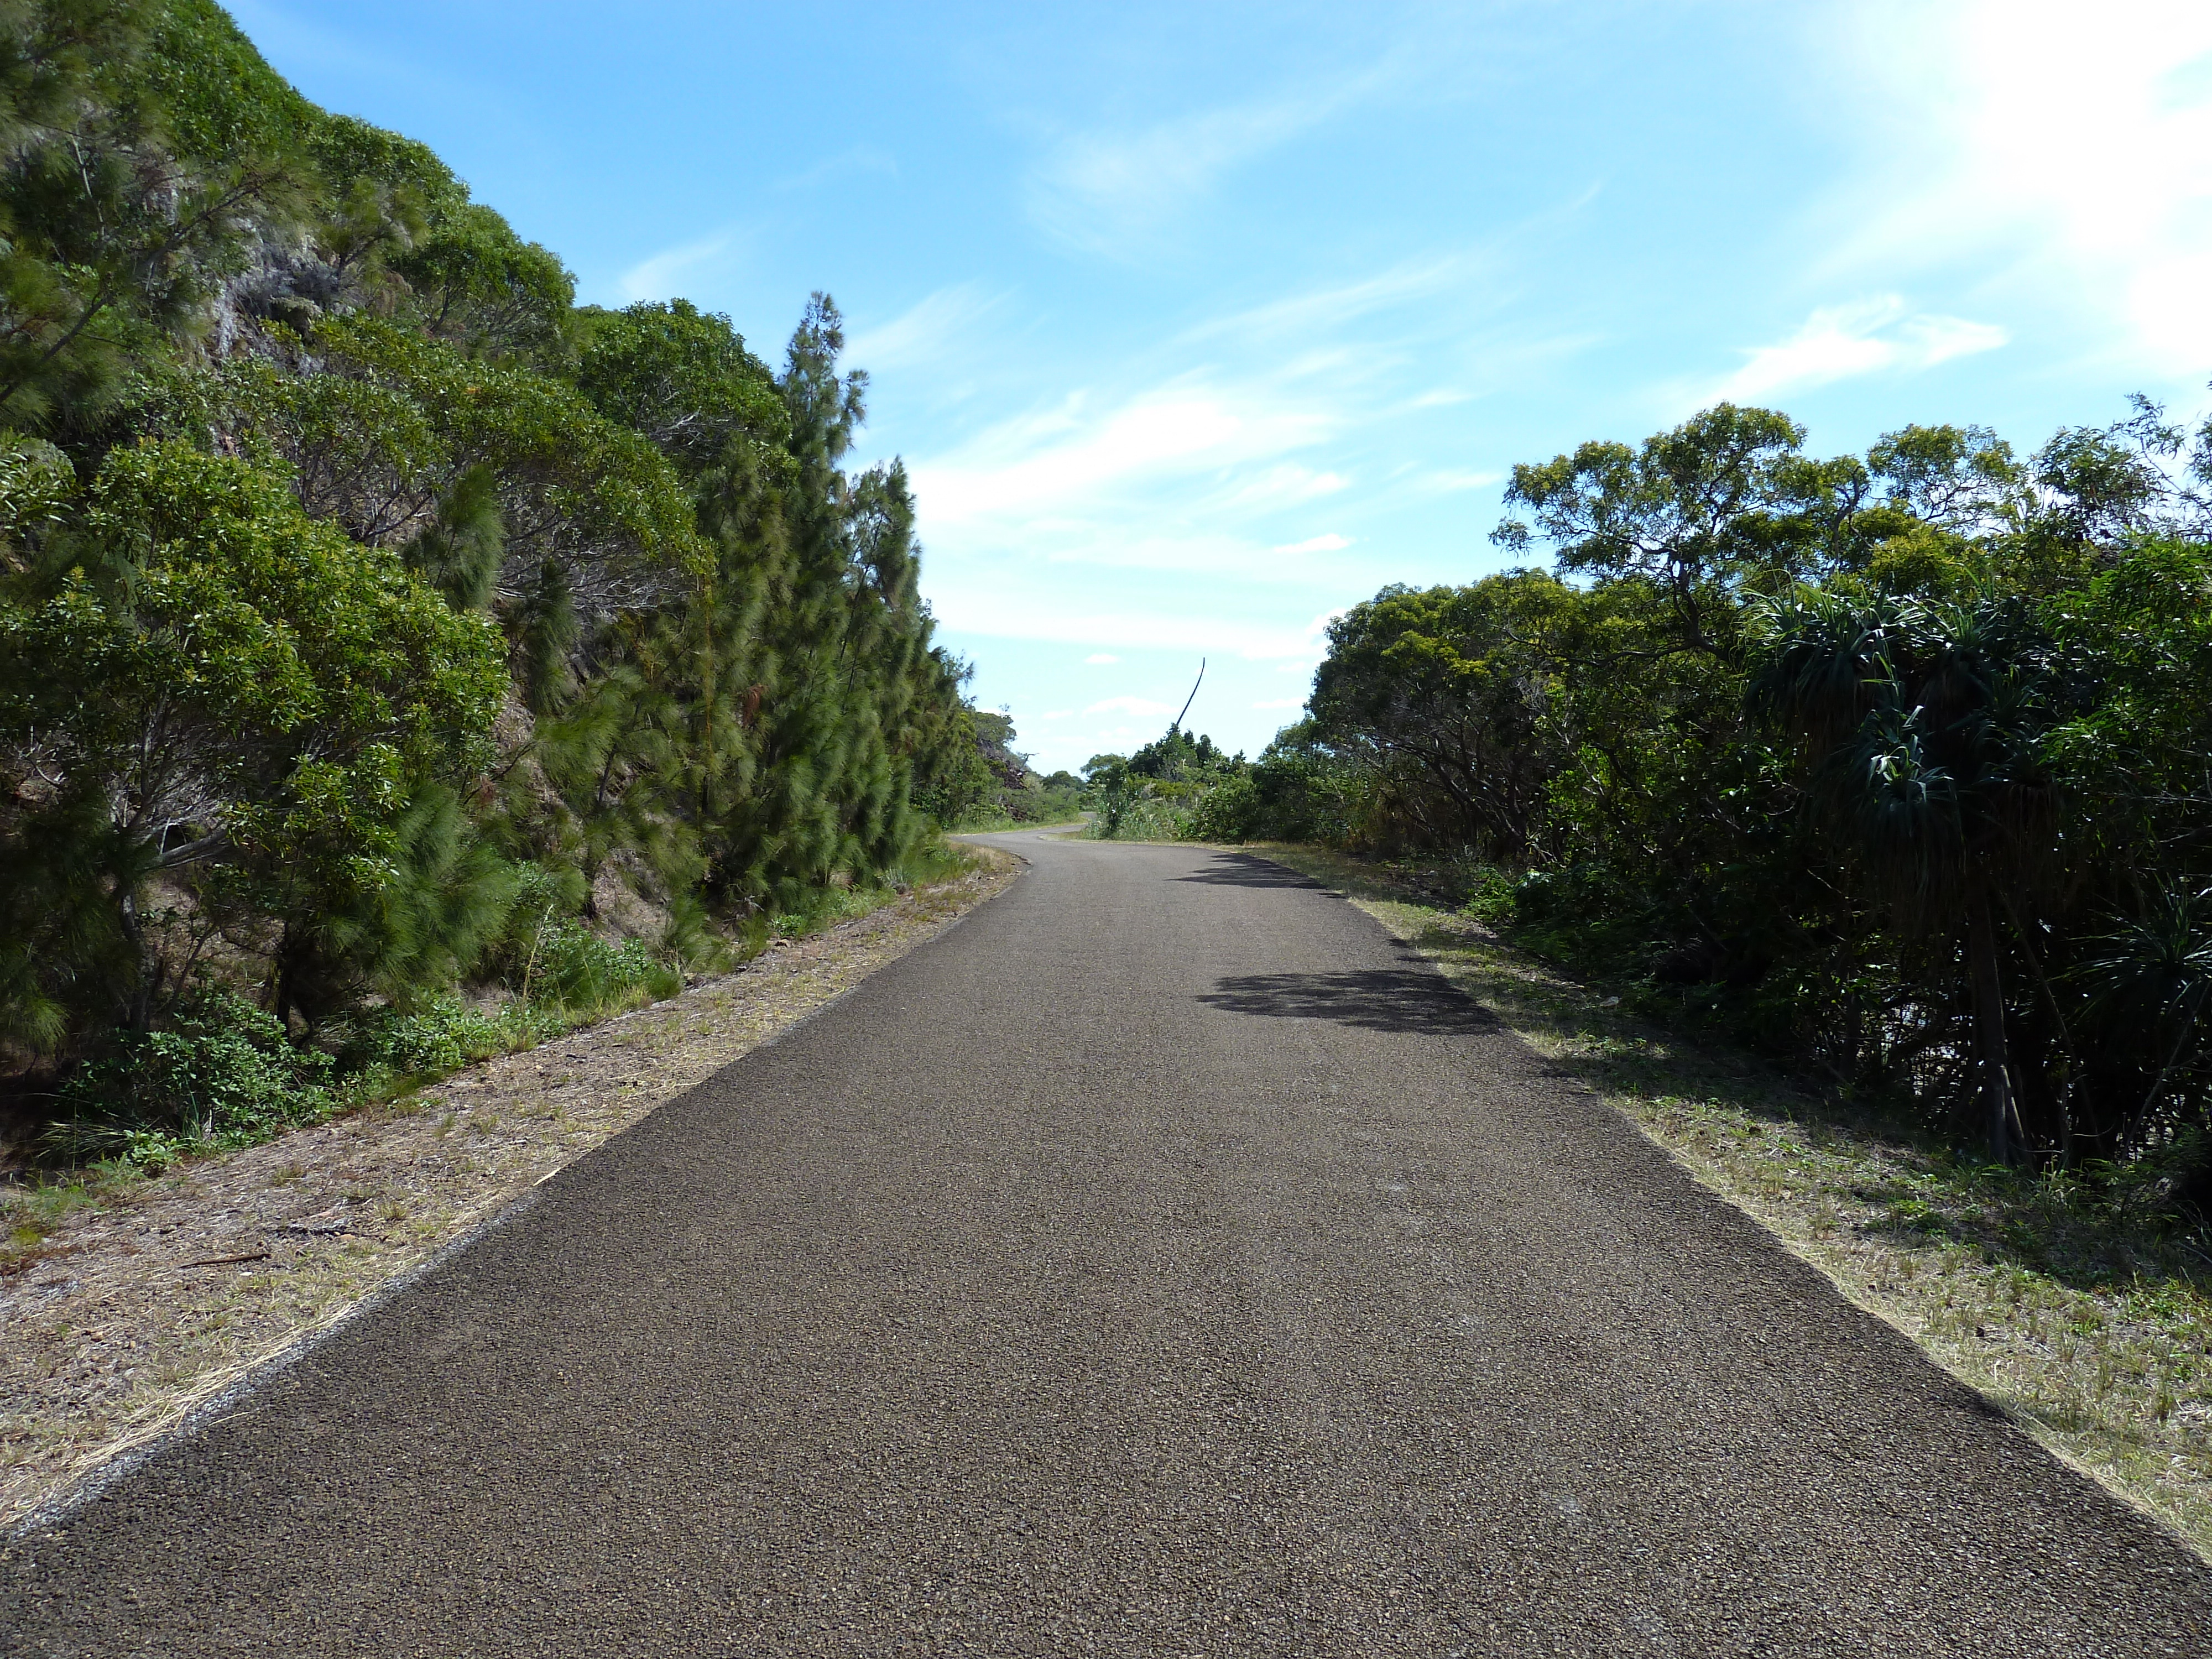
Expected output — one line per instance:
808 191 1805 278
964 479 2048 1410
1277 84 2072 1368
0 846 1021 1532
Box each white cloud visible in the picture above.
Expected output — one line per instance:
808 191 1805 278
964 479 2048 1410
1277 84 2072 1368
1019 27 1501 262
1182 255 1484 345
1707 296 2007 405
1302 607 1347 639
1028 95 1338 256
615 230 742 303
846 283 1005 374
931 588 1325 660
1083 652 1119 664
909 379 1335 534
1253 697 1305 709
891 240 1566 621
1209 465 1350 512
1086 695 1179 717
892 251 1528 680
1832 1 2212 368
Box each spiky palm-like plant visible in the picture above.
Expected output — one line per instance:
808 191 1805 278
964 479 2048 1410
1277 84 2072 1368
1751 587 2057 1162
2078 887 2212 1157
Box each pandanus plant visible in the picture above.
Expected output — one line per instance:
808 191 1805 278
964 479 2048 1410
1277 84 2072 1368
2077 887 2212 1160
1750 587 2057 1164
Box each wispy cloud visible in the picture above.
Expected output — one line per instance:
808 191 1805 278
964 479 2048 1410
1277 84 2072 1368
1181 254 1485 345
910 378 1337 534
927 587 1330 660
1704 296 2007 405
896 244 1523 698
1011 11 1511 259
1209 465 1350 512
1828 0 2212 369
846 283 1006 373
616 230 743 303
1018 40 1453 263
1027 96 1334 256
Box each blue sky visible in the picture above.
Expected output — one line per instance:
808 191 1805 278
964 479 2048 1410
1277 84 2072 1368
233 0 2212 773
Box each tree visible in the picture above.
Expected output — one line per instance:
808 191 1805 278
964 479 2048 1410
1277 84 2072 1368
1310 575 1579 862
1495 403 1869 664
0 441 504 1037
0 0 306 436
152 314 707 613
529 665 693 919
0 8 977 1142
572 300 785 475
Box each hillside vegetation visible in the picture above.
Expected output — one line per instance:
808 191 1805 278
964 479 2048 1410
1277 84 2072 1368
947 709 1084 829
1095 401 2212 1200
0 1 1000 1162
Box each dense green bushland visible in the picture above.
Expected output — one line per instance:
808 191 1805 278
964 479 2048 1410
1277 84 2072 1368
937 709 1084 829
1081 722 1344 845
0 1 988 1157
1112 401 2212 1190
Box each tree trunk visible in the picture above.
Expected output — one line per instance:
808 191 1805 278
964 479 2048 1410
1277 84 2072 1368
699 572 717 824
1965 877 2014 1165
116 884 153 1034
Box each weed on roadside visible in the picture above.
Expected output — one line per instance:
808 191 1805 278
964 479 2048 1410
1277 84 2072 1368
1 1165 144 1272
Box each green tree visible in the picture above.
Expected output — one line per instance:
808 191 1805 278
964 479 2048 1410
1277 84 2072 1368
0 441 504 1037
0 0 305 436
1311 575 1580 862
0 7 978 1149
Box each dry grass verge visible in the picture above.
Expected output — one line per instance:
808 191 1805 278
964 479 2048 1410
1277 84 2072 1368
0 846 1020 1532
1249 842 2212 1561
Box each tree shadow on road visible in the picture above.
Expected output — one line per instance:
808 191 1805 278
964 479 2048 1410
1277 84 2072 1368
1172 853 1326 889
1198 969 1499 1035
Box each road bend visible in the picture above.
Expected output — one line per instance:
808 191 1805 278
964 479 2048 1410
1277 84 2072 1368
3 834 2206 1656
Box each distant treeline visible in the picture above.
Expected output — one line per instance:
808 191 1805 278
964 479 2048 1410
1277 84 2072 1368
1100 401 2212 1182
0 2 1001 1147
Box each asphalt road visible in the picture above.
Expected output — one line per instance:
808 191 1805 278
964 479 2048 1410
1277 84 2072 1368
6 834 2208 1656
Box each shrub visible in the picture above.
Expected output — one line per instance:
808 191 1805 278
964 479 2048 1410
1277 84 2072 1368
54 991 335 1156
1461 865 1520 925
1186 774 1260 841
1083 795 1190 842
528 922 681 1011
363 994 555 1075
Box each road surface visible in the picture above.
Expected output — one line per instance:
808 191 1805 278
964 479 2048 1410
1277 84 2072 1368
4 834 2206 1655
